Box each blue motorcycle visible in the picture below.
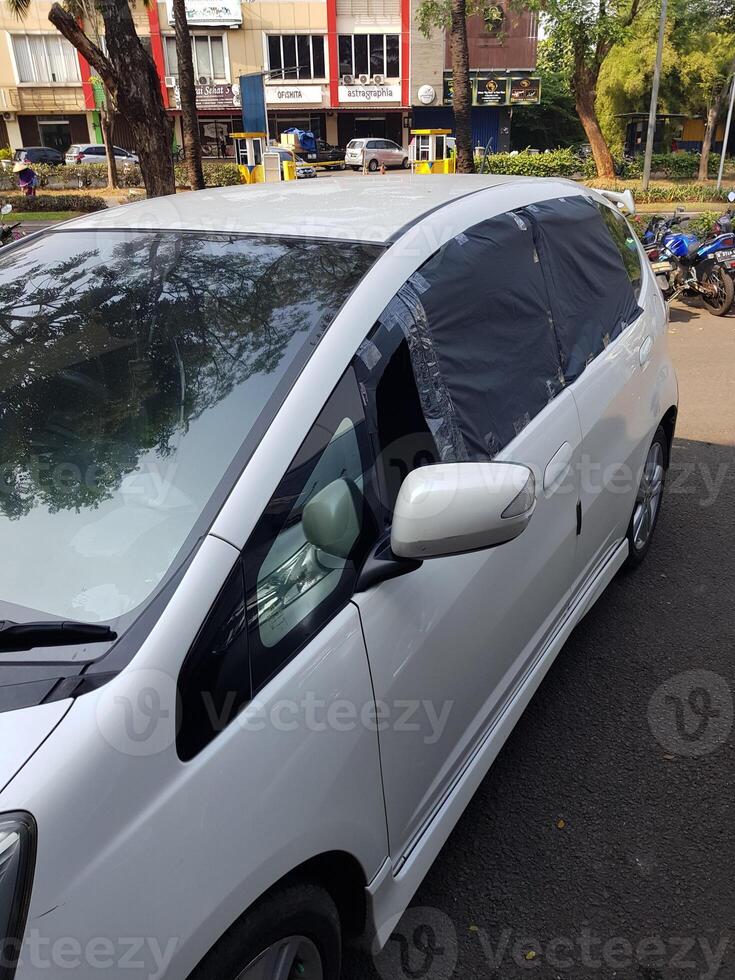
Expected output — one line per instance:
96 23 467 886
643 203 735 315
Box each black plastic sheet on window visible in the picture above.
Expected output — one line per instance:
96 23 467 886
520 195 643 382
399 212 565 458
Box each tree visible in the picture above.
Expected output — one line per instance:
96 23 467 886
172 0 205 190
680 33 735 178
511 41 585 149
417 0 475 171
528 0 646 177
7 0 176 197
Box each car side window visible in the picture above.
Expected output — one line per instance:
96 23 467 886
243 369 377 693
597 203 643 300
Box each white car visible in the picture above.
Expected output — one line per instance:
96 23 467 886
65 143 139 165
345 138 409 171
0 175 676 980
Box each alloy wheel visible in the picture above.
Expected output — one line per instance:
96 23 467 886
236 936 323 980
632 440 664 550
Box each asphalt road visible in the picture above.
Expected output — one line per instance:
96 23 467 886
343 299 735 980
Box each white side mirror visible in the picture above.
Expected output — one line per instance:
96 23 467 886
391 462 536 560
728 191 735 203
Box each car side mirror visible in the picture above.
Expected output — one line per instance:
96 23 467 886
302 478 363 559
729 191 735 203
391 462 536 560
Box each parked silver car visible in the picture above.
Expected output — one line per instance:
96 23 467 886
65 144 139 165
345 138 409 171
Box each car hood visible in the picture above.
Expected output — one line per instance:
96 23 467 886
0 700 71 794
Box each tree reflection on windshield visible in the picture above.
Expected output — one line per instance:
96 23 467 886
0 230 379 621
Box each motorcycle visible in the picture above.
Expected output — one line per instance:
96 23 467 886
642 205 734 316
0 203 23 247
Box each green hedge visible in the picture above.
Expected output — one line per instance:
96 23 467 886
474 148 729 181
619 152 722 179
477 147 586 177
0 160 243 191
0 193 107 213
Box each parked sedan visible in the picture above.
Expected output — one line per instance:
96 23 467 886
65 143 139 165
0 176 676 980
345 137 409 171
12 146 64 166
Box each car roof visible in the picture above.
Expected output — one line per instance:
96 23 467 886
60 175 551 244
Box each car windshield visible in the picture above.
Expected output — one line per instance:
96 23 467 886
0 229 380 625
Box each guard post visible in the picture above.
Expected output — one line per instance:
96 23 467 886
410 129 456 175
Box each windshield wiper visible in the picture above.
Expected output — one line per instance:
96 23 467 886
0 620 117 652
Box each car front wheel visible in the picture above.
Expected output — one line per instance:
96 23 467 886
625 426 667 567
187 881 341 980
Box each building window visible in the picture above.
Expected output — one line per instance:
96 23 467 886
11 34 81 84
266 35 326 80
164 34 227 81
337 34 400 79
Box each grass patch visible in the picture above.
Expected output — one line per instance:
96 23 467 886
14 211 80 221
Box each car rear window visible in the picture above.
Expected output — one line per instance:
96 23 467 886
347 140 364 149
0 230 381 627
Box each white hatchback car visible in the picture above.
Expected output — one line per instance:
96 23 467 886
0 176 676 980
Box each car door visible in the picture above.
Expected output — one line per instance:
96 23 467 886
383 139 402 165
351 207 583 866
523 196 658 591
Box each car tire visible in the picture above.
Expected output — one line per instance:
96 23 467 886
402 157 409 169
187 881 341 980
368 159 379 172
624 426 668 569
338 162 346 170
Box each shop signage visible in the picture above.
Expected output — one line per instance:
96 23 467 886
417 84 436 105
443 72 540 107
338 84 401 103
166 0 242 27
509 77 541 105
474 73 509 106
174 82 241 110
265 85 324 105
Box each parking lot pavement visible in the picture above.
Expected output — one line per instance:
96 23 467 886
344 299 735 980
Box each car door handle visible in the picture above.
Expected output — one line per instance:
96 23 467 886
544 442 573 492
639 336 653 366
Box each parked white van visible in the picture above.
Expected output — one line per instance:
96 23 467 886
0 175 676 980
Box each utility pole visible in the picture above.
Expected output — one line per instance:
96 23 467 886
642 0 668 192
716 74 735 191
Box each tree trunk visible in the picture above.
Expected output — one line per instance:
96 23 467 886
698 103 721 181
173 0 205 190
49 0 175 198
449 0 474 173
100 104 118 189
574 77 615 178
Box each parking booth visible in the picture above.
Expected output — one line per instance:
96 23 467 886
232 132 297 183
410 129 456 175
